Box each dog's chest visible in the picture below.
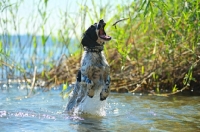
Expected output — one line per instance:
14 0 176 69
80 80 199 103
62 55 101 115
81 51 109 77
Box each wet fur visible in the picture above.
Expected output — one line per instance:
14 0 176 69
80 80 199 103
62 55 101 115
66 51 110 112
66 20 111 112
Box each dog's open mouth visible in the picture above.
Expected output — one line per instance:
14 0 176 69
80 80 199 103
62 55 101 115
98 20 111 41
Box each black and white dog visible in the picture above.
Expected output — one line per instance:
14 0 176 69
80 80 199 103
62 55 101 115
66 19 111 112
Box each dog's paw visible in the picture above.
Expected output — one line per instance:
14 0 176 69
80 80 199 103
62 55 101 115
87 87 94 98
100 87 110 101
87 82 94 98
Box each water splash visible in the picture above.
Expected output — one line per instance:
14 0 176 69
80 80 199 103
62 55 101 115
73 88 107 116
0 110 7 117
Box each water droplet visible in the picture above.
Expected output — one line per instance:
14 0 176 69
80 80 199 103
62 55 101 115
3 84 7 88
114 109 119 114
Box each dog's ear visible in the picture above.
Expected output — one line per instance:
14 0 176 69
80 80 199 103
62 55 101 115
86 24 98 39
81 23 99 47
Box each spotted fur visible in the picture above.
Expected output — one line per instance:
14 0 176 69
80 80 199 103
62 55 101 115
66 19 111 112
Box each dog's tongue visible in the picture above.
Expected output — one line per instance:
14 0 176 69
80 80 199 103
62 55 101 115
99 27 111 40
100 35 110 39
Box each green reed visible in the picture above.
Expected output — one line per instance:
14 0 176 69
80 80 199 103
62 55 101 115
105 0 199 93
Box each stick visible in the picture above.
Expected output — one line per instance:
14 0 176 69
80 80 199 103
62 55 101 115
149 86 189 97
28 66 37 97
112 18 129 29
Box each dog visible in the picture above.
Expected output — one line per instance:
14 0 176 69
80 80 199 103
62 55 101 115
66 19 111 112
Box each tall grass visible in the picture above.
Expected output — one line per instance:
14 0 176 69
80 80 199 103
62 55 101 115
107 0 200 94
0 0 79 79
0 0 199 95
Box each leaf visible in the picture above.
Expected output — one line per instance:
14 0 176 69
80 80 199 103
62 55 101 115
44 0 48 7
41 70 45 77
0 41 2 51
139 0 147 12
156 87 160 93
33 36 37 49
141 66 145 74
144 0 150 17
153 39 157 54
62 82 68 92
153 72 156 80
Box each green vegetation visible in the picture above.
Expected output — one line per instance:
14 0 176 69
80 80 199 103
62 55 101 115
0 0 199 96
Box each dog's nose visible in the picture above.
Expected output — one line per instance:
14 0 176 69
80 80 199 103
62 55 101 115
99 19 104 23
97 19 106 29
99 19 106 24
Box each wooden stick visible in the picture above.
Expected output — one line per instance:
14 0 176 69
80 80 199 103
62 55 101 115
112 18 129 28
28 66 37 97
149 86 189 97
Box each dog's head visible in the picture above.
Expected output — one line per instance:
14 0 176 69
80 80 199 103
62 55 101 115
81 19 111 47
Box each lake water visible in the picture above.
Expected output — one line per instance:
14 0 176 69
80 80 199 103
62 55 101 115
0 83 200 132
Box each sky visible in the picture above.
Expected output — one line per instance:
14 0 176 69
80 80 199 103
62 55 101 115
0 0 131 36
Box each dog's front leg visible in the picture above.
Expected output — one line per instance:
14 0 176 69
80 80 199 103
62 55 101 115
100 75 111 101
81 74 94 98
81 65 95 98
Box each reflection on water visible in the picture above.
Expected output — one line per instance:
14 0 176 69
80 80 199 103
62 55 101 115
0 85 200 132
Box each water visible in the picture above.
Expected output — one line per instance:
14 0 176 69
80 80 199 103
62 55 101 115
0 35 79 80
71 88 108 116
0 85 200 132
